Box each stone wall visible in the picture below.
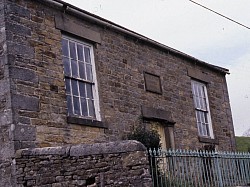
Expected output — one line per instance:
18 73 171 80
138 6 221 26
0 0 16 185
15 140 152 187
4 0 235 152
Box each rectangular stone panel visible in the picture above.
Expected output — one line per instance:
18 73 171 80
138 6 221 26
144 72 162 94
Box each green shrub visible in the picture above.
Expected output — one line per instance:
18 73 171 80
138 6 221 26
126 125 164 186
127 125 161 149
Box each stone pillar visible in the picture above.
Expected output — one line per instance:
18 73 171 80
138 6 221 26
0 0 15 186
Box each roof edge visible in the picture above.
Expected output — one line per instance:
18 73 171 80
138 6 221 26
40 0 229 74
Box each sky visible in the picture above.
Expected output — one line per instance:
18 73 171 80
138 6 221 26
64 0 250 136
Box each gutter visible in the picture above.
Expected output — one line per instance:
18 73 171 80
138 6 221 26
39 0 229 74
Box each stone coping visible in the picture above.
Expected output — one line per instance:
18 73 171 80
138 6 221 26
15 140 146 158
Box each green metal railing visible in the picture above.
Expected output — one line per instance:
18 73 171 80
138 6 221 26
148 149 250 187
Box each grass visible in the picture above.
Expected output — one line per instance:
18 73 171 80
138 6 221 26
235 136 250 152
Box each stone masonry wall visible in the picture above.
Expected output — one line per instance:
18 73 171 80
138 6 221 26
5 0 235 151
5 0 108 150
15 140 152 187
0 0 16 186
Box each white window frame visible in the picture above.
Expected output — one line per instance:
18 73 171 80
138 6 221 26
62 35 101 121
191 80 214 138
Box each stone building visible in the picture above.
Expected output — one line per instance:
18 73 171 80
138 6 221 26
0 0 236 177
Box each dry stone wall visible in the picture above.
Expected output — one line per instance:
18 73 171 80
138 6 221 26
15 140 152 187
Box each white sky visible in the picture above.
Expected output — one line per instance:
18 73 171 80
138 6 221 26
64 0 250 136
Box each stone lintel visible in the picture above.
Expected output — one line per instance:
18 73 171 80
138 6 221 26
55 14 101 43
141 106 175 124
187 68 211 83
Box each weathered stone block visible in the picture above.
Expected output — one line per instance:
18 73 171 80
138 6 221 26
13 124 36 141
122 151 147 167
17 146 69 157
6 4 30 19
10 67 38 83
0 95 6 110
7 42 34 57
0 125 14 159
70 140 146 157
0 65 4 79
14 140 36 150
6 22 31 36
12 94 39 111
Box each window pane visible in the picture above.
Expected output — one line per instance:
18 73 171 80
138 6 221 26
205 123 210 136
66 95 73 115
65 78 71 94
194 96 199 109
88 99 96 117
63 57 70 76
204 113 208 123
71 59 78 77
202 86 206 97
197 122 202 136
202 87 207 110
69 41 76 60
200 87 206 110
84 47 91 63
77 44 84 61
202 125 206 136
193 83 198 96
86 64 93 81
202 98 207 110
198 111 209 136
86 83 93 99
196 85 201 109
79 62 86 80
81 98 88 116
73 96 81 115
202 123 208 136
200 111 205 123
192 84 198 108
71 79 78 96
62 39 69 57
79 82 86 98
196 111 201 123
196 111 206 136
